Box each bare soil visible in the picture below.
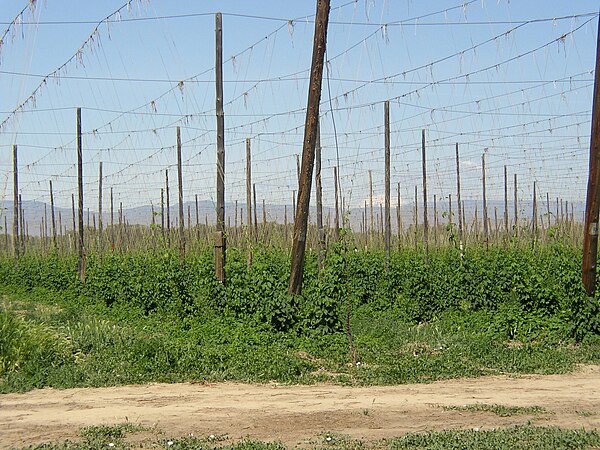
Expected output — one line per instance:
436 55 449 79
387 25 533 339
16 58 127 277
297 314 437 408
2 366 600 448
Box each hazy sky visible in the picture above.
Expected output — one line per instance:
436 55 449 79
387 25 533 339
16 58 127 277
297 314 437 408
0 0 598 220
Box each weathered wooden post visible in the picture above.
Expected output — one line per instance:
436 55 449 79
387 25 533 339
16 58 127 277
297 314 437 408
288 0 330 295
76 107 86 282
215 12 226 283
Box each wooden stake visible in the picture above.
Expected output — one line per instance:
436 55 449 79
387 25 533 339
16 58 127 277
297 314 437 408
288 0 330 295
76 107 85 282
384 100 391 267
504 165 509 238
49 180 57 250
177 127 186 262
12 145 19 261
455 143 463 248
246 138 252 232
334 166 340 241
98 162 103 253
215 12 226 283
514 173 518 237
421 129 429 261
482 153 488 249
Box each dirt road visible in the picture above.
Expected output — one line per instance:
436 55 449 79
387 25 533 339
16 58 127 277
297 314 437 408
2 366 600 448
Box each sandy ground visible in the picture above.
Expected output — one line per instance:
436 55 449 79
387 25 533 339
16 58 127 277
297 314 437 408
2 366 600 448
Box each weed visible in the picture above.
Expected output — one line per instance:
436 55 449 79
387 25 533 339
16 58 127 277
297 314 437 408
441 403 548 417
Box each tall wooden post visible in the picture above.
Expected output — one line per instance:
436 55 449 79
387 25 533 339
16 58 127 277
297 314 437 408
76 107 85 282
315 120 325 270
455 143 463 248
177 127 185 262
12 145 19 261
414 185 418 249
160 188 165 240
333 166 340 241
504 165 509 238
98 162 103 253
514 173 519 237
421 129 429 261
49 180 57 250
215 12 226 283
288 0 330 295
369 169 374 238
165 169 170 236
253 183 258 240
246 138 252 232
482 153 488 248
110 187 114 248
582 14 600 295
384 100 391 267
532 180 538 245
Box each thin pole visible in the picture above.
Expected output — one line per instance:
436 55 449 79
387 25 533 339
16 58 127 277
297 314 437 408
369 169 374 237
514 173 519 238
215 12 226 283
246 138 252 231
165 169 170 236
110 187 114 249
12 145 19 261
77 107 85 282
288 0 330 295
384 100 391 267
455 143 463 248
98 162 103 253
421 129 429 261
177 127 185 262
50 180 57 250
482 153 488 248
532 180 538 245
504 165 509 238
334 166 340 241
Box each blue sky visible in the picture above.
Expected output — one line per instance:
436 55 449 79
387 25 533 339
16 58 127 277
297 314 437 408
0 0 598 223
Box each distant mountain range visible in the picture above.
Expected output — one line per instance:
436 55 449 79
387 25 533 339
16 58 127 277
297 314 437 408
0 198 585 236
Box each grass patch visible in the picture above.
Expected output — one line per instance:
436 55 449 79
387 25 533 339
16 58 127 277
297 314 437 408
441 403 548 417
20 425 600 449
1 284 600 393
387 426 600 449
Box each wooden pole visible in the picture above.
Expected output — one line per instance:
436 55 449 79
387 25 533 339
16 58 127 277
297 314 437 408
246 138 253 231
532 181 538 246
98 162 103 253
455 143 463 248
504 165 509 239
215 12 226 283
49 180 57 250
384 100 391 267
76 107 85 282
12 145 19 261
421 129 429 261
253 183 258 241
514 173 518 238
110 188 114 249
414 185 418 249
165 169 170 237
177 127 186 262
334 166 340 241
369 169 374 238
582 14 600 295
482 153 488 249
160 188 165 241
288 0 330 295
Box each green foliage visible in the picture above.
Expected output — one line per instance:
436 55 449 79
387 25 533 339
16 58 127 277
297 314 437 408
388 426 600 450
442 403 547 417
